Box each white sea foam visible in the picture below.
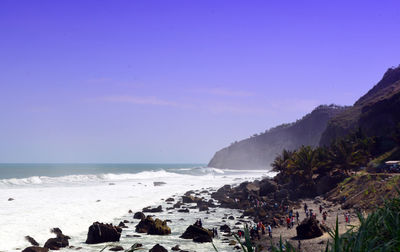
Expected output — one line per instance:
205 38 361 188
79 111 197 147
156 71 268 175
0 168 273 251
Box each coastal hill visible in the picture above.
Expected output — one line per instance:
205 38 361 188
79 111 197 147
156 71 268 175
208 105 346 170
320 65 400 149
209 65 400 170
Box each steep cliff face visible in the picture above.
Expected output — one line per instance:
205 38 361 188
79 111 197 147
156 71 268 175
208 105 346 170
320 65 400 147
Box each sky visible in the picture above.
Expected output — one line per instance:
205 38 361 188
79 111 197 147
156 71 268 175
0 0 400 163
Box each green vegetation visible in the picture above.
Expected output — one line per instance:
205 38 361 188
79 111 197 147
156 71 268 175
272 129 376 189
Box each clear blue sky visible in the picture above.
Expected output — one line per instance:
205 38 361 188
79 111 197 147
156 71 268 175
0 0 399 163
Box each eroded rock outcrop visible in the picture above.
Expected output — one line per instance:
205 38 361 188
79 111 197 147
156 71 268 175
180 224 213 243
135 216 171 235
85 222 122 244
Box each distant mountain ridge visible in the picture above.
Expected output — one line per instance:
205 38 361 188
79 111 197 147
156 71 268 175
208 105 346 169
209 65 400 170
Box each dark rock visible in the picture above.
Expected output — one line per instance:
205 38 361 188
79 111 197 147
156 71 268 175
44 228 70 249
296 217 323 239
199 205 209 211
8 198 14 201
153 182 166 186
259 179 278 196
228 216 235 220
123 220 129 223
274 189 289 201
173 201 183 208
85 222 122 244
133 211 145 220
180 224 213 243
149 244 167 252
171 245 180 251
22 247 49 252
128 209 133 213
143 205 163 213
118 221 128 228
220 224 231 233
178 208 190 213
135 216 171 235
25 236 39 246
182 195 202 203
165 198 175 202
109 246 124 251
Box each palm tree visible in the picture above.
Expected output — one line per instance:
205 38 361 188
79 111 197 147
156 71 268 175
289 146 317 183
328 139 364 174
271 149 294 175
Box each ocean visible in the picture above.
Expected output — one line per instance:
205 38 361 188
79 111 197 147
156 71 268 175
0 163 273 251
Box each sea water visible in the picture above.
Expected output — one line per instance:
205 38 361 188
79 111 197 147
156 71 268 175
0 164 273 251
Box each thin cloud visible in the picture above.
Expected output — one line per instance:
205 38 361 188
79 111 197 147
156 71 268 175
99 95 177 106
195 87 255 97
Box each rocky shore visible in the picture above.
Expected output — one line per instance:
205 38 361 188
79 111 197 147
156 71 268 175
20 174 366 252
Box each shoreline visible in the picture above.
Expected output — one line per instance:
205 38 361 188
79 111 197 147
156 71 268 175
9 170 270 252
17 176 353 252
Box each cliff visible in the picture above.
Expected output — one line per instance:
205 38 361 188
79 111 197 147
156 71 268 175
208 105 346 169
320 65 400 149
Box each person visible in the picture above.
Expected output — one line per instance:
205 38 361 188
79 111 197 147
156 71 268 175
267 224 272 238
261 223 265 235
199 218 202 227
298 240 301 251
323 211 327 221
319 205 323 214
286 217 291 229
296 211 300 223
304 203 308 213
345 213 349 224
291 216 295 228
305 209 309 218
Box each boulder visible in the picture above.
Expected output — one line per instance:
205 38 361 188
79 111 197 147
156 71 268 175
109 246 124 251
44 228 70 250
198 204 209 211
171 245 180 251
153 182 166 186
133 211 145 220
143 205 163 213
180 225 213 243
22 247 48 252
25 236 39 246
85 222 122 244
259 179 278 196
177 208 189 213
135 216 171 235
219 197 237 209
118 221 128 228
182 195 201 203
173 201 183 209
149 244 167 252
296 217 323 239
220 224 231 233
165 198 175 202
274 189 289 201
